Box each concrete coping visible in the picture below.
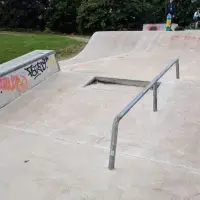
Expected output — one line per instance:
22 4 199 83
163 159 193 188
0 50 55 77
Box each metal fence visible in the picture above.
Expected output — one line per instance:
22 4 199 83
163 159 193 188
108 58 180 170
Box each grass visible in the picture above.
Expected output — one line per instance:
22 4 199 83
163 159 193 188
0 32 87 64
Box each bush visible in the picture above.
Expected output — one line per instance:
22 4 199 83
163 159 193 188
0 0 48 30
77 0 144 34
45 0 77 33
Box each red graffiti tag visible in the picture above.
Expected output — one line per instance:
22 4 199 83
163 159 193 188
171 35 200 41
0 75 28 92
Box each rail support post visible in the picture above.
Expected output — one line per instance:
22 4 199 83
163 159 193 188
176 59 180 79
153 82 158 112
108 117 120 170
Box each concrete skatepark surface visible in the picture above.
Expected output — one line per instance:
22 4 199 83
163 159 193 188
1 31 200 199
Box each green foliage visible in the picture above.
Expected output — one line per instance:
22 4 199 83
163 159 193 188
77 0 110 33
176 0 200 26
45 0 77 33
0 0 48 30
0 0 200 33
142 0 165 24
77 0 145 33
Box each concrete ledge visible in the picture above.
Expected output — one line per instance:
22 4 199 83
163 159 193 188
0 50 60 108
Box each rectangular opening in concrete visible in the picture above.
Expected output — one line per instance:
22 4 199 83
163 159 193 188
84 77 160 90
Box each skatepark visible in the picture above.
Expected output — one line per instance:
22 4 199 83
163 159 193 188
1 30 200 199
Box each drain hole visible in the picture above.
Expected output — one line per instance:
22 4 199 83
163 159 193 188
84 77 160 89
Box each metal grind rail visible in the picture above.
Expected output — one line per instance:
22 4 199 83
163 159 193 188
108 58 180 170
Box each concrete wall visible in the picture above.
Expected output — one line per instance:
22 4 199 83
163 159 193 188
0 50 60 108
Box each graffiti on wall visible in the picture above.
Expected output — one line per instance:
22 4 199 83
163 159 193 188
171 35 200 41
143 23 178 31
145 24 164 31
0 75 28 92
24 57 49 80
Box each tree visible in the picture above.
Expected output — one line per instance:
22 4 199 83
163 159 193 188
77 0 145 33
0 0 199 33
77 0 110 33
176 0 200 26
45 0 77 33
0 0 48 30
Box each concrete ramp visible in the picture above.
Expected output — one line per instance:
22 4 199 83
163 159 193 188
60 31 200 66
60 31 143 65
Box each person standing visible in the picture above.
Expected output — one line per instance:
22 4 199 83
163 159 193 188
193 8 200 29
167 0 175 18
166 0 175 31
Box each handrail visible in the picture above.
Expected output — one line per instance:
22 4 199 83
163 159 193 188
108 58 180 170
